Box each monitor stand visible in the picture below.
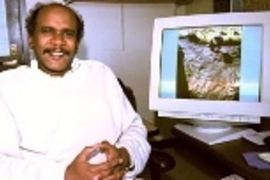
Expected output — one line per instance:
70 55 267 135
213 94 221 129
174 123 255 145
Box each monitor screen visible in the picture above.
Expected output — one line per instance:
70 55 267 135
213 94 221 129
160 25 261 102
149 12 270 124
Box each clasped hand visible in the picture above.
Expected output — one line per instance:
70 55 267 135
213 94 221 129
65 141 130 180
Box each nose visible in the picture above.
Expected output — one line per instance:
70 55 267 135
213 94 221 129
51 33 66 46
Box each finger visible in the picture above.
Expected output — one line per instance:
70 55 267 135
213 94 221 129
99 141 113 151
113 163 125 173
99 141 120 160
89 164 115 178
89 158 122 172
101 140 111 145
93 176 99 180
86 163 114 179
103 169 125 180
78 145 101 161
96 144 115 162
102 158 122 169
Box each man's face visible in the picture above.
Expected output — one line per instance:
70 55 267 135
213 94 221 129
28 5 79 76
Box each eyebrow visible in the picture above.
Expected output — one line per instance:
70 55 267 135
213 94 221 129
40 26 76 33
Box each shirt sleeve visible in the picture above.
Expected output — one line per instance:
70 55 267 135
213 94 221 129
115 111 151 179
115 98 151 179
0 94 67 180
103 67 151 179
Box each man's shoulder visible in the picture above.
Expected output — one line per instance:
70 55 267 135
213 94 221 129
78 59 113 73
0 66 30 90
0 65 30 79
78 59 108 68
77 59 118 82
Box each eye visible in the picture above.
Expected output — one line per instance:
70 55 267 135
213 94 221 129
41 27 54 35
63 30 76 38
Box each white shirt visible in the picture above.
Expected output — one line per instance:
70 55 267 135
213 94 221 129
0 58 150 180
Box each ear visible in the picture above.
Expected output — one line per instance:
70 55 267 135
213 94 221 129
74 43 80 53
27 34 34 49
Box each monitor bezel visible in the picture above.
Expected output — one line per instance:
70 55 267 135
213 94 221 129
149 11 270 118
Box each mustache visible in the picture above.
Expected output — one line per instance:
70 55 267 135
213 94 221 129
43 49 70 55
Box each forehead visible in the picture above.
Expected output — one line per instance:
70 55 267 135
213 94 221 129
36 5 78 28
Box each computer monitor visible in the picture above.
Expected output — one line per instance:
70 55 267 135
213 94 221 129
149 11 270 145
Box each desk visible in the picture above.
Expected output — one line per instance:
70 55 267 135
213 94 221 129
171 125 270 180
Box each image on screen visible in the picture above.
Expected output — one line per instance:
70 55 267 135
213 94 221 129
159 25 262 102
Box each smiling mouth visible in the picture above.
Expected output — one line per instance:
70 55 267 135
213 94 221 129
43 49 70 59
51 52 64 59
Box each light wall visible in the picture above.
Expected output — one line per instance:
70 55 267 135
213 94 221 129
25 0 213 122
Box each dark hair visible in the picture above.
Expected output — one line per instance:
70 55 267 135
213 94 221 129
25 2 84 42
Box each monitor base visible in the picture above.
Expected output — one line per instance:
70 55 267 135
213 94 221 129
174 123 255 145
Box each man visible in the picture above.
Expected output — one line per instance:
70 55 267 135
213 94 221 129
0 2 150 180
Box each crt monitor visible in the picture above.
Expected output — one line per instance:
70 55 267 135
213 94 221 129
149 12 270 144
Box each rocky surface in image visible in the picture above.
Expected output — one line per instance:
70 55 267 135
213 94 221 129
178 27 241 100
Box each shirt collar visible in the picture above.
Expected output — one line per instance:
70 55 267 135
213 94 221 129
30 57 80 77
